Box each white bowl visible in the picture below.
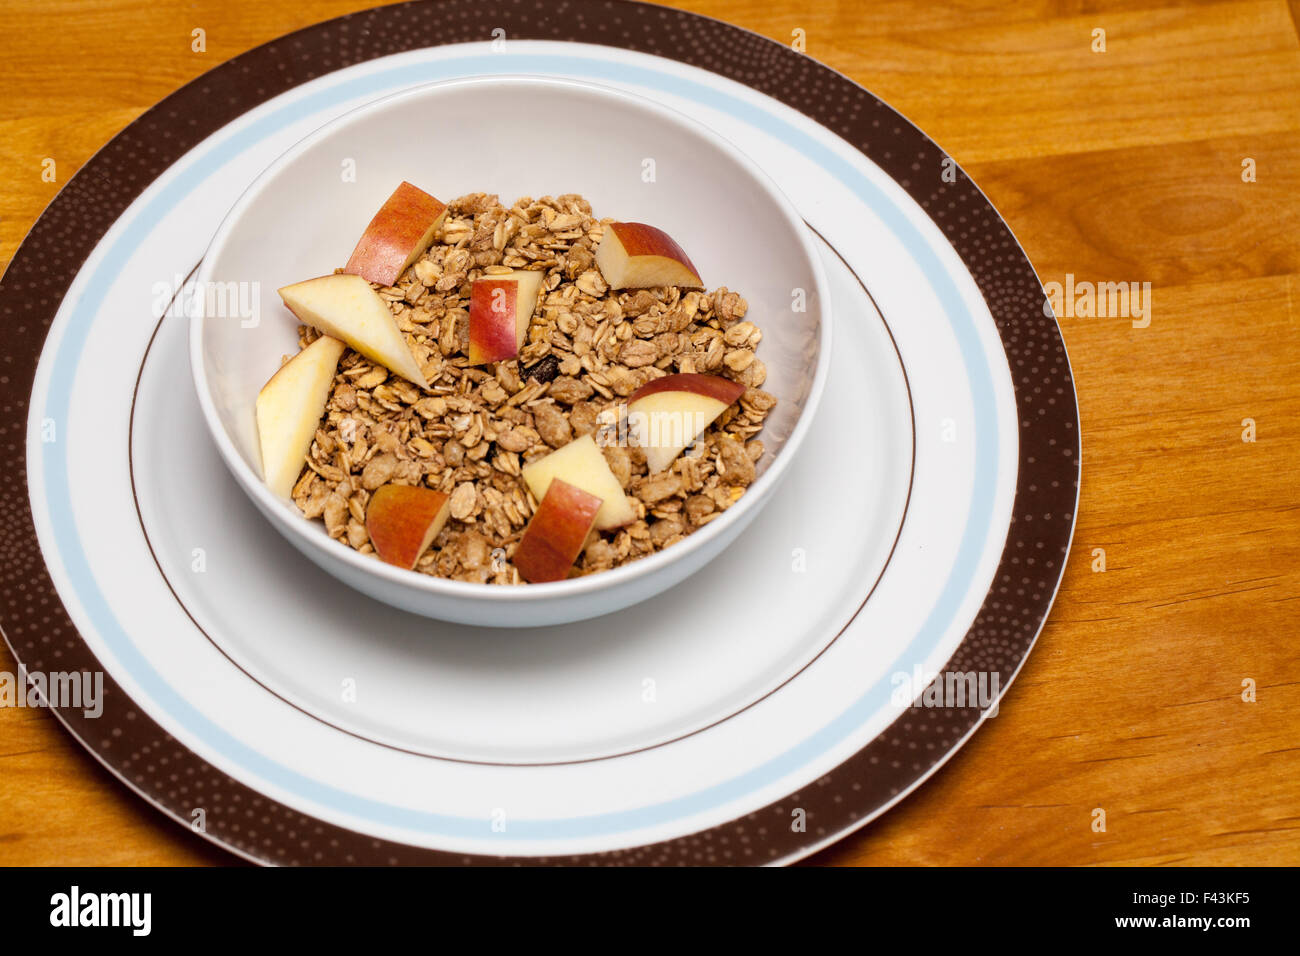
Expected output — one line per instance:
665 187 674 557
191 76 830 627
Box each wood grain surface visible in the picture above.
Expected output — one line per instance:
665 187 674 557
1 0 1296 867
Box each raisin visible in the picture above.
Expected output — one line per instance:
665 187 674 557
522 354 560 383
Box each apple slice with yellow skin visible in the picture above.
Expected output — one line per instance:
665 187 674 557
278 273 427 388
467 270 544 364
344 182 448 287
256 334 346 498
626 373 746 473
521 433 636 531
513 479 603 583
365 484 452 570
595 222 703 290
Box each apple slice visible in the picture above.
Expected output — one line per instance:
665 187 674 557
255 335 345 498
344 181 448 287
595 222 703 290
278 273 427 388
626 373 746 473
467 270 544 364
513 479 603 583
521 433 636 531
365 484 452 570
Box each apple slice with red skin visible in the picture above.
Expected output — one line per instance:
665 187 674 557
626 373 746 473
513 479 603 583
521 433 636 531
278 273 428 388
365 484 453 570
255 334 346 498
344 181 448 287
467 270 544 364
595 222 703 290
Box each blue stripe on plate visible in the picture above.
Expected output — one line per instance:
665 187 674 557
40 51 1000 840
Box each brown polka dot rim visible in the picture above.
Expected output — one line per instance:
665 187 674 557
0 0 1078 865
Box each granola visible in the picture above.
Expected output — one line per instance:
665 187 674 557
289 192 776 583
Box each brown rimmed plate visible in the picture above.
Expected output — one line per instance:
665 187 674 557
0 0 1078 864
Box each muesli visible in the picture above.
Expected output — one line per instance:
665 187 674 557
253 184 776 583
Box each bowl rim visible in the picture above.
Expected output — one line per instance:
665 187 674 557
190 73 833 604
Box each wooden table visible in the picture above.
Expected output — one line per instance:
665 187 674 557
2 0 1297 867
